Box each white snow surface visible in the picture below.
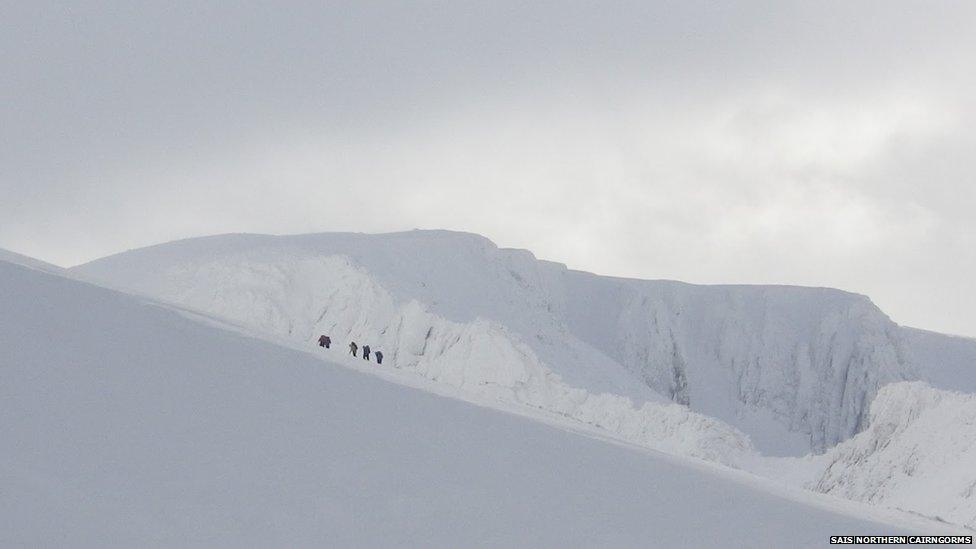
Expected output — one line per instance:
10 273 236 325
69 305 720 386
3 255 952 547
69 231 976 530
762 382 976 529
0 247 63 274
75 230 942 457
904 328 976 394
78 247 754 466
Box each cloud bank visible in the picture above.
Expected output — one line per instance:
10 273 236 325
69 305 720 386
2 1 974 335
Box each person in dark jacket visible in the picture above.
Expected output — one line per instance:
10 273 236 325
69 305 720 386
362 345 371 360
375 351 383 365
318 335 331 348
349 341 358 357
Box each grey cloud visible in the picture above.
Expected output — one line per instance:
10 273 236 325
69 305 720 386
2 1 975 335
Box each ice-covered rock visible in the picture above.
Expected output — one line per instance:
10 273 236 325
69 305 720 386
565 274 919 454
806 382 976 529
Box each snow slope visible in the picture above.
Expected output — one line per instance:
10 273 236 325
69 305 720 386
76 231 933 456
764 382 976 529
904 328 976 394
76 248 754 466
0 247 63 274
2 255 945 547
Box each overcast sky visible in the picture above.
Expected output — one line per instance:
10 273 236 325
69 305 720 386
2 1 975 336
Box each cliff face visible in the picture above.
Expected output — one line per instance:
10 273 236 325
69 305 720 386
561 273 917 453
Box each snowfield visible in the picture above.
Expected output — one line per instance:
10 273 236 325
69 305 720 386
3 255 955 547
77 230 964 453
79 249 754 466
70 230 976 530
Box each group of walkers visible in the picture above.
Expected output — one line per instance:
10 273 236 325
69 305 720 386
317 335 383 365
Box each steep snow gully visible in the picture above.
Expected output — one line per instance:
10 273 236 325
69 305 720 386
74 230 976 528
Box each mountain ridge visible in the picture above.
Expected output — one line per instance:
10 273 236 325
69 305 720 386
6 250 954 546
73 229 955 456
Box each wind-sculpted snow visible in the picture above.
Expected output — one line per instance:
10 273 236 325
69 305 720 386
77 230 936 456
86 251 755 466
804 382 976 529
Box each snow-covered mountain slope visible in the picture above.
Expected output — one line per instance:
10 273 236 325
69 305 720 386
0 246 63 274
76 232 654 402
764 382 976 529
75 231 939 456
904 328 976 394
563 273 916 455
3 256 946 547
76 248 755 466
